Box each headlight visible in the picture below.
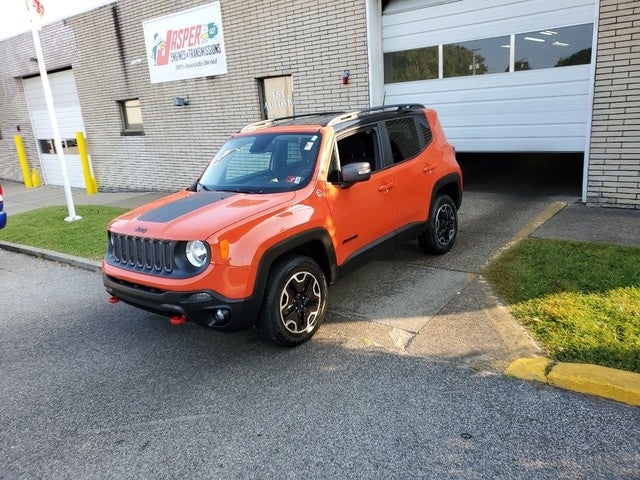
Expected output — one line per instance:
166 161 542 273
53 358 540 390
185 240 209 268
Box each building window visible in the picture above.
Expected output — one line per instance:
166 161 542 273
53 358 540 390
514 23 593 71
443 36 510 77
384 23 593 83
259 76 294 120
37 138 79 154
384 46 439 83
119 98 144 134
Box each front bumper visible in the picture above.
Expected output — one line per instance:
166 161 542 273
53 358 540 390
103 273 260 330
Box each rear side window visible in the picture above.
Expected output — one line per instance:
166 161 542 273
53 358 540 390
417 116 433 146
386 117 421 164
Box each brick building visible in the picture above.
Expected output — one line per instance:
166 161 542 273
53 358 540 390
0 0 369 192
0 0 638 209
587 0 640 208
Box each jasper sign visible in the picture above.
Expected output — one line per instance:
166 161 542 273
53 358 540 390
143 2 228 84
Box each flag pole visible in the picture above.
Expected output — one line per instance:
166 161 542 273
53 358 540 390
27 0 81 222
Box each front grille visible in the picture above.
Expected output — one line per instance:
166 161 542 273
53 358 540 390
110 233 175 274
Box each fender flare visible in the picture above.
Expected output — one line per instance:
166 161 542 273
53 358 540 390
429 173 463 215
250 227 338 311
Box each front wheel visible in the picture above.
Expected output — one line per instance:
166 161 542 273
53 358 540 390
258 255 328 347
418 194 458 255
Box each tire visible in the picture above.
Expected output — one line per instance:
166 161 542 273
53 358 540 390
418 194 458 255
258 255 328 347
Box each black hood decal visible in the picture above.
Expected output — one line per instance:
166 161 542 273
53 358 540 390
139 192 237 223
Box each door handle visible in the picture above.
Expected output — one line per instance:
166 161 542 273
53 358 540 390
378 183 394 192
422 164 435 174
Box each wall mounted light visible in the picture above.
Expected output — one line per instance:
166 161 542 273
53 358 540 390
341 70 350 85
172 96 190 106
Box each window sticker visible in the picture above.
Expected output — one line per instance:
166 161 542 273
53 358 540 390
304 141 315 151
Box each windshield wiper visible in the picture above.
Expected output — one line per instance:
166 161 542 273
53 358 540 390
215 187 263 194
196 182 212 192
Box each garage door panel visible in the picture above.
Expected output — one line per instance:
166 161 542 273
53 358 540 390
381 0 595 153
432 97 587 117
23 70 87 188
453 137 585 152
384 0 595 51
447 123 587 138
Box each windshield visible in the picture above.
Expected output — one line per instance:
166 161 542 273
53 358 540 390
198 132 321 193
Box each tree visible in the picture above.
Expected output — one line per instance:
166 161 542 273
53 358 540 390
384 47 438 83
556 48 592 67
443 45 488 77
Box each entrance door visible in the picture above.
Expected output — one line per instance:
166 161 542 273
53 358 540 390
23 69 87 188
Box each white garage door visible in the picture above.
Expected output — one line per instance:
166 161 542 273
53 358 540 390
380 0 597 152
23 69 87 187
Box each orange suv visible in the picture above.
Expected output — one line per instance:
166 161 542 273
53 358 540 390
102 105 463 346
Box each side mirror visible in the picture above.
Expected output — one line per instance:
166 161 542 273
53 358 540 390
341 162 371 185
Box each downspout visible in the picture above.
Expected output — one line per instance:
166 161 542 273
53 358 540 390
582 0 600 204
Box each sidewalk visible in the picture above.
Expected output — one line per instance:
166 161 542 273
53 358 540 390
1 180 166 215
1 180 639 406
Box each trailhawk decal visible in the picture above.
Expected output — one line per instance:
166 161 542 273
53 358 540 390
139 191 236 223
143 2 228 84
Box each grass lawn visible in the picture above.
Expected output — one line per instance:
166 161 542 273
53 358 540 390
485 238 640 373
0 205 128 261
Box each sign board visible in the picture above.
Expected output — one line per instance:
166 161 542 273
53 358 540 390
143 2 227 84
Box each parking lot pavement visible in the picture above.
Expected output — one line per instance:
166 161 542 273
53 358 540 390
2 248 639 479
4 179 640 404
0 181 552 370
320 191 558 369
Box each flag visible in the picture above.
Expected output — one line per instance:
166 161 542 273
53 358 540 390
25 0 45 31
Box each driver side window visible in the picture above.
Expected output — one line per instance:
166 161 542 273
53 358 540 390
337 129 379 169
329 128 381 182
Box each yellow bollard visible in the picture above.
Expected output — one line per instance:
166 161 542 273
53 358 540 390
76 131 96 195
14 135 33 188
31 168 41 187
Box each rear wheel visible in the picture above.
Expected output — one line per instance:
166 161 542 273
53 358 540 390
418 194 458 255
258 255 327 347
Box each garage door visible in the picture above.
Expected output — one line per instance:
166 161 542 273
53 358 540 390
23 69 87 187
380 0 597 152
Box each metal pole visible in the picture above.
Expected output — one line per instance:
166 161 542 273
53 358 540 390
29 24 81 222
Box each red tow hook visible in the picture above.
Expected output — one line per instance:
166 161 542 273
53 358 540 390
169 315 187 326
108 296 120 304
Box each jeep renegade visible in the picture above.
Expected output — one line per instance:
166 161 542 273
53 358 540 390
102 104 463 346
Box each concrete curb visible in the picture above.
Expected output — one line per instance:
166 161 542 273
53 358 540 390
506 358 640 407
0 240 101 272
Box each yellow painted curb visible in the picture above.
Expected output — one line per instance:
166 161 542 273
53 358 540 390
505 357 551 383
549 363 640 407
506 358 640 407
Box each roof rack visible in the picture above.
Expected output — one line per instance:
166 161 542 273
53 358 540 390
239 104 425 132
240 111 345 132
325 104 425 126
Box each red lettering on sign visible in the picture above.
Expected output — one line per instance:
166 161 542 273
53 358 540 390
156 30 172 66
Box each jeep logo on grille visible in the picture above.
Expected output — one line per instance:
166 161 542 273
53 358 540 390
135 226 148 234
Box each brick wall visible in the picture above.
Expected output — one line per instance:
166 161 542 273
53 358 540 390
67 0 369 192
588 0 640 209
0 0 369 191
